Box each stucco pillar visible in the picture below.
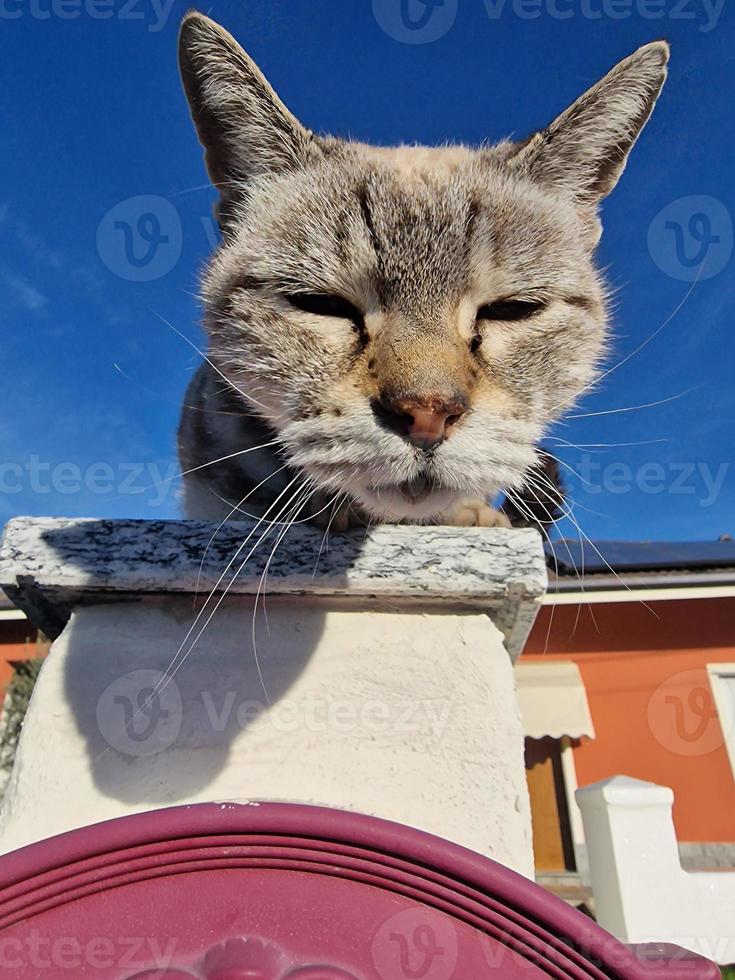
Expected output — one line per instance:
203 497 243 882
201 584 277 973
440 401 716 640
0 517 546 877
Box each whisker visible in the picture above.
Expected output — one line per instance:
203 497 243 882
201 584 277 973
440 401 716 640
112 363 257 418
555 503 660 623
544 435 668 450
249 485 346 700
160 478 314 707
211 486 348 529
193 462 290 609
536 450 592 490
522 464 609 519
504 488 569 653
549 269 703 417
565 388 696 420
152 311 272 414
168 177 245 198
250 482 316 702
510 483 601 641
178 442 281 482
130 440 283 500
124 474 306 717
91 476 310 763
314 493 350 576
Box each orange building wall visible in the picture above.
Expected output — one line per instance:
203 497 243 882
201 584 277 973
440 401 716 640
0 620 39 699
523 597 735 842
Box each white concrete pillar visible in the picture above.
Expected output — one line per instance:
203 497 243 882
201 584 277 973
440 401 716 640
0 518 547 878
577 775 735 964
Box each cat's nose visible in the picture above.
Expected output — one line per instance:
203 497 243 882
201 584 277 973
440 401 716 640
373 394 468 450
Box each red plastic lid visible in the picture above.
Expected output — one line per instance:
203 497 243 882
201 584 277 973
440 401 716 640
0 801 718 979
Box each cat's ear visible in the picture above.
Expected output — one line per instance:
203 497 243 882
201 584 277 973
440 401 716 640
178 11 315 226
509 42 669 206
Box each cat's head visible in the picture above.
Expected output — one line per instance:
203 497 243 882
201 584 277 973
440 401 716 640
178 13 668 521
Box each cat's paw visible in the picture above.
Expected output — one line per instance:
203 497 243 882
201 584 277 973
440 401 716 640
438 499 512 528
308 494 368 532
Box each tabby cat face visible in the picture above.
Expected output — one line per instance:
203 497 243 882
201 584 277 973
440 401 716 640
179 13 668 521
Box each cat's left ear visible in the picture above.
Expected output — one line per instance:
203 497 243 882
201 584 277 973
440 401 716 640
178 11 316 227
509 42 669 207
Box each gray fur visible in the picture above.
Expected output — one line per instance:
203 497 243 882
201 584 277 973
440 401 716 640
177 13 669 526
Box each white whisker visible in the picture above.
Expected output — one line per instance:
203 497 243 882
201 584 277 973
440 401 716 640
250 482 316 702
162 479 314 706
106 474 307 739
314 493 350 575
153 312 272 414
550 269 703 418
193 462 290 608
544 435 668 449
566 388 696 420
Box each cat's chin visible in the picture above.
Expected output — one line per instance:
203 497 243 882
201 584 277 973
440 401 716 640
354 480 460 522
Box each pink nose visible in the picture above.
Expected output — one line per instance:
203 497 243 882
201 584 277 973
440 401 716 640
391 396 468 450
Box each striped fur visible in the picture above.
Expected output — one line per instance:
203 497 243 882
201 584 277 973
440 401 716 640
177 13 668 527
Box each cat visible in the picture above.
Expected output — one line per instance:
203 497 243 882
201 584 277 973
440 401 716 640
176 12 668 531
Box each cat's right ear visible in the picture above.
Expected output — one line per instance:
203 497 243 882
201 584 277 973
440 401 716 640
178 11 315 229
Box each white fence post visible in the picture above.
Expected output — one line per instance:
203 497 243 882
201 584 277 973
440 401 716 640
576 775 735 965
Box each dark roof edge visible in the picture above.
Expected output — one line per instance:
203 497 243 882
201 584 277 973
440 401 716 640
549 570 735 593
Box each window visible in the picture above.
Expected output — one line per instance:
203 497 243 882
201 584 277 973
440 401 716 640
706 664 735 779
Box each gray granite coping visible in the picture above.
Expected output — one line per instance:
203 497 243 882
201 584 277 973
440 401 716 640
0 517 547 658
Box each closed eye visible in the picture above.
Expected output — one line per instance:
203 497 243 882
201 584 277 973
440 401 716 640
477 299 545 322
287 292 364 330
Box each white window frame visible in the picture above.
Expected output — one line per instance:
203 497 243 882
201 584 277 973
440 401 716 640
559 735 593 882
706 663 735 780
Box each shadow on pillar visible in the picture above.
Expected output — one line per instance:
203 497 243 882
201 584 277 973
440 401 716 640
37 519 349 805
58 594 328 803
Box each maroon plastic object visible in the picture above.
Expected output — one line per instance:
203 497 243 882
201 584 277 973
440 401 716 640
0 801 719 979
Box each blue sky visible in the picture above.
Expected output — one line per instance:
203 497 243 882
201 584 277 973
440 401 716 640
1 0 733 541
